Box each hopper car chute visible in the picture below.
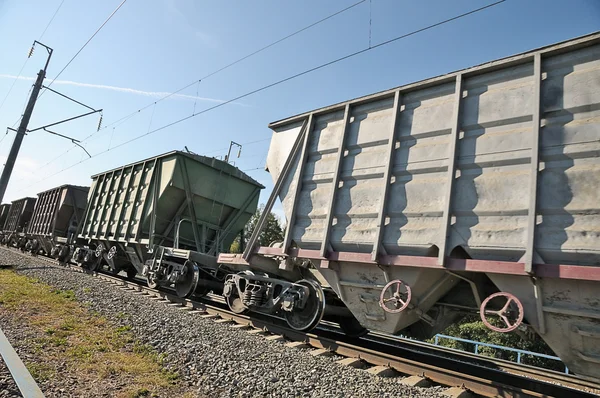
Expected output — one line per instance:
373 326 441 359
75 150 264 298
219 32 600 380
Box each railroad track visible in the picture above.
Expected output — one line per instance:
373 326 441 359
4 247 600 398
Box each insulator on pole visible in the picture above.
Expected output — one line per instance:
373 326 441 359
97 113 103 131
28 46 35 58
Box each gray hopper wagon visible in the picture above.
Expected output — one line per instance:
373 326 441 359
3 197 36 233
27 184 89 256
1 197 36 248
76 150 263 297
221 32 600 380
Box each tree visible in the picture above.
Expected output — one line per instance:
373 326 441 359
229 204 284 253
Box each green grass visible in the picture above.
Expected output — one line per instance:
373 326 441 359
0 269 190 397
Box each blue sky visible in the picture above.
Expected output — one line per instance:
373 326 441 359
0 0 598 220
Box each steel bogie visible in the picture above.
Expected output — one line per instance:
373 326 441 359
143 246 222 298
223 273 325 331
71 245 102 271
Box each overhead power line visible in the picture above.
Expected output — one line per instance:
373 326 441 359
14 0 506 194
39 0 367 166
0 0 66 121
41 0 127 94
39 0 66 41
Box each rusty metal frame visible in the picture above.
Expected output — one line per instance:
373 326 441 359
524 53 542 274
29 190 48 235
438 74 464 266
371 91 401 261
224 246 600 282
48 187 62 237
242 117 310 261
320 103 351 257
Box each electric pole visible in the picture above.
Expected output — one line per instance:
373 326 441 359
0 42 53 204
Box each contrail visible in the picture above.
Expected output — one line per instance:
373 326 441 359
0 74 243 105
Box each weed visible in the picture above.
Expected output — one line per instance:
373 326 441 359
0 269 189 397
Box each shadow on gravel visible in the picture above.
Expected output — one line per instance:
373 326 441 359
16 266 66 272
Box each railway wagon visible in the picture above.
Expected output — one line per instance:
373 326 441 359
76 150 263 297
3 197 36 233
27 184 89 256
2 197 37 248
220 32 600 379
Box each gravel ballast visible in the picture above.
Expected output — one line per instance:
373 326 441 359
0 249 444 397
0 357 22 398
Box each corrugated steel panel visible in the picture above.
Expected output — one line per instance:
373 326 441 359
79 151 263 254
3 198 36 233
28 184 89 238
267 32 600 267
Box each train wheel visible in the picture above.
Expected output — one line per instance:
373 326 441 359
284 280 325 331
147 275 158 289
338 316 368 338
226 291 248 314
174 261 199 298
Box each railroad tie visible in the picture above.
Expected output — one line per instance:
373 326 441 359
365 366 397 378
284 341 310 349
399 375 431 388
264 334 285 342
336 357 366 369
441 387 472 398
310 348 334 357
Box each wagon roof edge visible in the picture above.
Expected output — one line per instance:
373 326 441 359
268 30 600 129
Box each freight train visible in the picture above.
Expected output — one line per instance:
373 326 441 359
0 32 598 381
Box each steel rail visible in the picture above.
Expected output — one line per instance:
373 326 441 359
0 327 45 397
4 247 600 398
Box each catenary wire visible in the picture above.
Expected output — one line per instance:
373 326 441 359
40 0 127 95
39 0 66 41
14 0 506 193
37 0 367 166
0 0 66 121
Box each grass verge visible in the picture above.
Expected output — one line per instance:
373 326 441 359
0 269 192 397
